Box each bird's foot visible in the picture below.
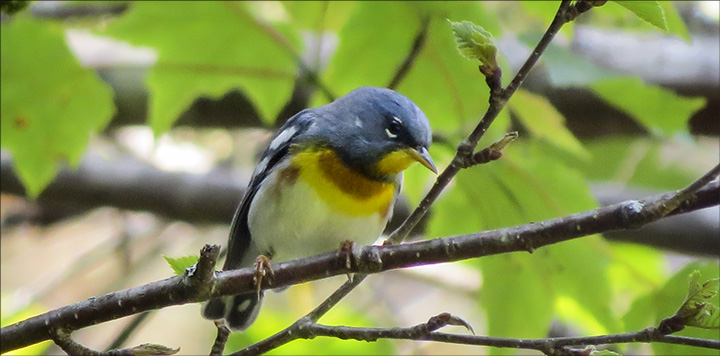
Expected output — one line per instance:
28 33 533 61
337 240 355 281
253 255 274 295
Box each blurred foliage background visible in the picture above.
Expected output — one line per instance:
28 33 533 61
1 1 718 355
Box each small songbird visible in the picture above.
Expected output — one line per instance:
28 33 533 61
202 86 436 330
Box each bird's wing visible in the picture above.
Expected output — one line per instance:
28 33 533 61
222 111 316 270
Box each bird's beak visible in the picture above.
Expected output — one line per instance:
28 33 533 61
407 147 437 174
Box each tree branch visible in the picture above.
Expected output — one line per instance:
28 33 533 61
0 152 242 224
289 316 719 354
2 167 717 353
53 327 179 356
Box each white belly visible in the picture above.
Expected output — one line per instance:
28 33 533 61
247 164 393 263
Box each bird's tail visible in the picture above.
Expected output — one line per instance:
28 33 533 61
202 292 263 331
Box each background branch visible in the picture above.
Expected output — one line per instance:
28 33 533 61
387 15 430 90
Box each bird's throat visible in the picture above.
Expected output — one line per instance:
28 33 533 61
290 148 396 217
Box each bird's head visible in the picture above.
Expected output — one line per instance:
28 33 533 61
317 86 436 181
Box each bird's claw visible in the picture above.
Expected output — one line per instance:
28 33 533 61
337 240 355 281
253 255 274 295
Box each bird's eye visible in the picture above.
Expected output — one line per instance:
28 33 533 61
386 117 402 138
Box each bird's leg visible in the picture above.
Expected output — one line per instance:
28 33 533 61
337 240 355 281
253 255 274 295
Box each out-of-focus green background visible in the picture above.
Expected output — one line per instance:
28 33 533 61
1 1 718 355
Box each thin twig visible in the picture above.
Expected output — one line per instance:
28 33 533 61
302 323 719 352
387 15 430 90
652 163 720 216
53 328 179 356
457 131 518 168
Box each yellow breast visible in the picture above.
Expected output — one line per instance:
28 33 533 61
291 148 397 217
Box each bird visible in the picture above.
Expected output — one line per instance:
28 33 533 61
202 86 436 331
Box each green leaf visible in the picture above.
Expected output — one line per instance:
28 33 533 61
519 1 575 39
623 292 655 332
163 255 199 275
103 1 297 134
676 271 720 329
582 345 622 356
606 242 665 303
611 1 667 31
480 254 555 355
1 16 115 197
623 262 719 356
320 2 418 100
658 1 691 42
591 77 706 136
581 136 713 191
283 1 355 33
449 20 498 72
509 90 591 160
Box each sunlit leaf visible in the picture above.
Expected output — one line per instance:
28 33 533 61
1 15 115 197
282 1 355 33
321 2 419 100
658 1 690 42
163 255 199 275
519 1 575 39
449 20 498 73
480 254 555 355
509 90 591 160
103 1 297 133
611 1 667 31
606 242 665 307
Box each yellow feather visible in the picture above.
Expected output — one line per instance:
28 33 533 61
291 148 396 217
375 150 416 176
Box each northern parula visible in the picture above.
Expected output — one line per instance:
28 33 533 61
202 86 436 330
